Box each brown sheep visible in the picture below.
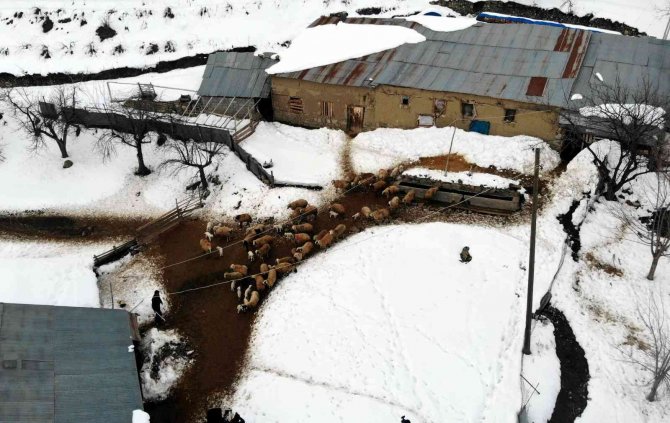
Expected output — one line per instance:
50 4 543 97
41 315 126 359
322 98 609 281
290 207 304 220
213 225 234 240
235 213 252 227
260 263 270 274
361 206 372 218
291 223 313 233
424 186 439 200
316 231 334 248
372 180 387 192
382 185 400 198
360 175 376 186
402 189 416 205
294 233 311 245
313 229 329 241
288 199 308 210
243 233 256 252
378 168 389 180
332 180 350 192
224 271 244 280
390 164 404 178
274 262 294 274
230 264 248 276
200 238 212 254
330 224 346 239
264 268 278 288
329 203 346 218
293 251 304 262
253 235 274 248
303 205 318 217
388 196 400 210
255 275 266 292
255 243 271 260
297 241 314 255
237 291 260 313
371 208 390 222
276 256 296 265
246 223 266 236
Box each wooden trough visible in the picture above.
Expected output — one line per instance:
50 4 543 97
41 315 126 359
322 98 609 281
395 175 523 215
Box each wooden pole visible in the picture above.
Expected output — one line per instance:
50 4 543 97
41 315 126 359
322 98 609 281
523 148 541 355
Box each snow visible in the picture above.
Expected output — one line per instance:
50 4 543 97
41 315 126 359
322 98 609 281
0 240 102 307
132 410 150 423
580 103 666 127
229 223 529 422
351 126 560 175
595 72 604 82
404 167 521 190
140 328 192 401
571 93 584 101
240 122 346 187
265 22 425 75
405 13 478 32
522 319 560 423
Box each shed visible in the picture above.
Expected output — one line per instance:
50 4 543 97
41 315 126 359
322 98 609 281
0 302 144 423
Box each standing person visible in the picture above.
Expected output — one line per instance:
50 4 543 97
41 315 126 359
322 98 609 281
151 290 165 325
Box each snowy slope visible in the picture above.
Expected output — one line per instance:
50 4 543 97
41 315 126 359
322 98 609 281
229 223 529 422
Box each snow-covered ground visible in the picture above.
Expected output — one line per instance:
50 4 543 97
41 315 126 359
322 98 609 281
403 167 521 190
229 223 529 422
140 327 192 401
522 319 561 423
0 239 103 307
352 126 560 175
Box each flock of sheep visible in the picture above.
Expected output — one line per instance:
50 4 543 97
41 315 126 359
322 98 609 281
196 164 434 314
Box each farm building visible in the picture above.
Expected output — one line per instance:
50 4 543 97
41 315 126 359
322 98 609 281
197 51 277 122
0 302 144 423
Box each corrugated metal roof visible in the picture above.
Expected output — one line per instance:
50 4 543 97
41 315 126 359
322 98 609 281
197 52 277 98
0 303 143 423
277 19 593 107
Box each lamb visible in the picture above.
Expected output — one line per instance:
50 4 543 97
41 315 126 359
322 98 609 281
372 180 387 192
329 203 346 218
255 243 271 260
288 199 308 210
276 256 296 265
284 232 295 240
253 235 274 248
360 206 372 218
204 231 214 241
225 271 244 280
402 189 416 205
424 186 439 200
247 250 255 262
388 196 400 210
382 185 400 198
230 264 249 276
237 291 260 313
291 223 313 233
264 268 277 289
293 233 311 245
332 224 347 238
273 222 290 234
313 229 328 242
371 208 390 222
200 238 212 254
234 213 252 227
316 231 334 248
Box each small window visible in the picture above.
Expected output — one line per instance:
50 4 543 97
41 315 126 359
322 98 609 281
321 101 333 117
461 102 474 117
504 109 517 123
289 96 303 114
401 95 410 106
418 115 434 127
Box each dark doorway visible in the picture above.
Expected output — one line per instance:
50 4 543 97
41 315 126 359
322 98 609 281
347 105 365 134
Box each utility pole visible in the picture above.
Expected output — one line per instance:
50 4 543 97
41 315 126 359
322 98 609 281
523 148 540 355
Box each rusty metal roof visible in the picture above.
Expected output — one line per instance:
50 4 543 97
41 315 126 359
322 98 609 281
198 52 277 98
277 18 596 107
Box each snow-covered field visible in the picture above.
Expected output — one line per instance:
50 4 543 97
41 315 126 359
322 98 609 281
352 126 561 175
229 223 529 422
403 167 521 189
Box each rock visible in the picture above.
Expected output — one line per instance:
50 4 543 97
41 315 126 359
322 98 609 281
62 159 73 169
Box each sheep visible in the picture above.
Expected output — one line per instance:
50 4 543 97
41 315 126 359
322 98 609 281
402 189 416 205
303 205 318 218
273 222 291 234
253 235 274 248
245 223 266 237
206 221 214 233
255 243 271 260
237 291 260 313
372 180 387 192
293 233 311 245
230 264 248 276
330 224 346 239
213 225 234 241
255 275 266 292
284 232 295 240
378 168 389 180
382 185 400 198
388 196 400 210
360 206 372 218
290 207 304 220
316 231 334 248
216 246 224 257
200 238 212 254
288 199 308 210
291 223 313 233
424 186 439 200
273 262 294 274
297 241 314 255
329 203 346 218
264 268 277 289
360 175 376 187
234 213 252 227
224 271 244 280
247 250 255 262
390 164 404 178
243 233 256 252
204 231 214 241
276 256 296 265
371 208 390 222
260 263 270 274
313 229 328 242
332 179 350 192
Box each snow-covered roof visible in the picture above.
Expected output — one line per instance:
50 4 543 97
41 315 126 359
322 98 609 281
198 52 277 99
0 303 143 423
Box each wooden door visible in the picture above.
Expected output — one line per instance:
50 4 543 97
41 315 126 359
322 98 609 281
347 106 365 133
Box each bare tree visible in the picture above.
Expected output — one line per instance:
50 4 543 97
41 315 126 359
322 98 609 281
159 138 226 190
95 105 158 176
561 0 575 14
561 77 668 201
2 86 80 159
621 293 670 401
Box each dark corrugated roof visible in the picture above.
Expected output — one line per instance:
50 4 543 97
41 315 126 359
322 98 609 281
277 18 592 107
197 52 277 98
0 303 143 423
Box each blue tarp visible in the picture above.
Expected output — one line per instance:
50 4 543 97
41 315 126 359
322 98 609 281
476 12 613 33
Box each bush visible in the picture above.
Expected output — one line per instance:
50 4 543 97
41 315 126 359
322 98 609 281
164 41 176 53
96 16 117 41
42 16 53 33
40 45 51 59
112 44 125 55
145 43 159 55
164 7 174 19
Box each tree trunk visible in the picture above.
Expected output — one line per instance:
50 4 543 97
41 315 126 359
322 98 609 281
57 141 69 159
135 143 151 176
198 166 208 190
647 378 661 401
647 254 661 280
